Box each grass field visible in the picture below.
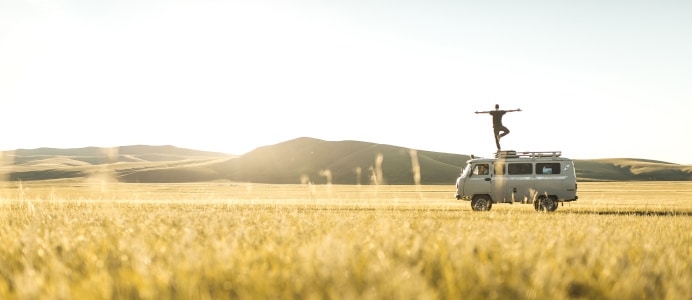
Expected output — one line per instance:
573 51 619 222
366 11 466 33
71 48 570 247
0 181 690 299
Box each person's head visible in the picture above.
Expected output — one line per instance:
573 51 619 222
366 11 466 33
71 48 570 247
495 104 499 110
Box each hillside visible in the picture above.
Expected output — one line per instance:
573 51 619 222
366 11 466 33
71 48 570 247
0 138 690 183
574 158 692 181
1 145 234 182
204 137 467 184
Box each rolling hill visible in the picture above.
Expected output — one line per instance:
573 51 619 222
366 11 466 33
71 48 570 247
0 138 690 183
203 137 467 184
1 145 234 182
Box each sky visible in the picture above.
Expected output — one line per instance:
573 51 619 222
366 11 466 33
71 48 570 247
1 0 691 164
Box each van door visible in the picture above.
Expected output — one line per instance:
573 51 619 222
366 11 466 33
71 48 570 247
464 163 492 197
491 161 507 202
506 162 535 203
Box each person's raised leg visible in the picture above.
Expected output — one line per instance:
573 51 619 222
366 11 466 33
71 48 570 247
498 126 510 138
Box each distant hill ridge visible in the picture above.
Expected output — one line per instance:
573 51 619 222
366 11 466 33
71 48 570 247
11 145 231 163
0 138 690 183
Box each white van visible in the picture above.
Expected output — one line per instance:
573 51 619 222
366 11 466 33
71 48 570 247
455 150 578 211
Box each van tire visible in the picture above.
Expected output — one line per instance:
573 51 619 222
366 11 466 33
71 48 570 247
535 195 558 212
471 195 492 211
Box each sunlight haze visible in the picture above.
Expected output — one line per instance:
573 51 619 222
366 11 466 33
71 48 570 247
1 0 691 164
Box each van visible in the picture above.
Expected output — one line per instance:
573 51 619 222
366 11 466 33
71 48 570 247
455 150 578 211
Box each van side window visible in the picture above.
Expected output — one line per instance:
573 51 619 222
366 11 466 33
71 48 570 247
472 164 489 176
536 163 561 174
507 163 533 175
493 162 505 175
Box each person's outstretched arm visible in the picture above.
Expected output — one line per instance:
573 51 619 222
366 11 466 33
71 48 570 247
475 110 491 114
507 108 522 113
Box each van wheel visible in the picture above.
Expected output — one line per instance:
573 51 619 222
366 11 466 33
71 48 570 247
471 195 492 211
535 195 558 212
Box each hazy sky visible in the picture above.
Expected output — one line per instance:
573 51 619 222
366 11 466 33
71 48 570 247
1 0 691 164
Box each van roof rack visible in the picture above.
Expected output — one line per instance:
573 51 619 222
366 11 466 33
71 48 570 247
495 150 562 158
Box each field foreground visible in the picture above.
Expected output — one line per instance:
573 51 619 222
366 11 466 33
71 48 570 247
0 181 690 299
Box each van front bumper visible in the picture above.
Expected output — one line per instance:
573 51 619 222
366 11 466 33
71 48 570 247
455 194 471 201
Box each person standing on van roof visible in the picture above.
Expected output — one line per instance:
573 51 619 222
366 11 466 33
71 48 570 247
475 104 521 150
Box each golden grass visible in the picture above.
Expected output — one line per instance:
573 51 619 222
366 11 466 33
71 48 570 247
0 181 690 299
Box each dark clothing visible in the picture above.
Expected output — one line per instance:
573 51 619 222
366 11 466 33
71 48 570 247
489 110 509 150
494 126 509 150
489 110 506 128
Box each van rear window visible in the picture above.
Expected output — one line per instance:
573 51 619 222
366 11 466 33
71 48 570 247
508 163 533 175
536 163 561 174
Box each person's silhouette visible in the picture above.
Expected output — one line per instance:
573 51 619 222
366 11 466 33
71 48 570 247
475 104 521 150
